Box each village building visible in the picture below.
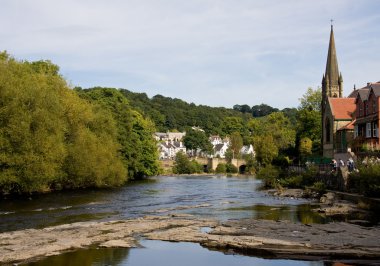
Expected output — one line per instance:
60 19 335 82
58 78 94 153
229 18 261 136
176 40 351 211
321 25 356 159
351 82 380 151
321 25 379 158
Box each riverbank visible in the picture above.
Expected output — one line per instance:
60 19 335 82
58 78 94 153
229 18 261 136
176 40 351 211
1 214 379 265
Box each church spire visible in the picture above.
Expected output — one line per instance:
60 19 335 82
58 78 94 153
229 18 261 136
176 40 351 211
322 24 343 98
325 25 339 86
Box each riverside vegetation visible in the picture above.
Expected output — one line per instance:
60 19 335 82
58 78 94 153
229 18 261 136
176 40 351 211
1 52 378 198
0 52 159 195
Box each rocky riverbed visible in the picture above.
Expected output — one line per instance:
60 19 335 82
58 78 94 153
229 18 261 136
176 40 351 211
1 213 380 265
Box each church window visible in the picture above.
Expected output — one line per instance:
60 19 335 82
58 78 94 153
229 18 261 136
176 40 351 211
325 118 331 143
333 93 337 98
366 123 372 138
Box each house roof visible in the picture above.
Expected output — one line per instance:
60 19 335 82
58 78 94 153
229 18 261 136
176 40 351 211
337 119 355 131
214 143 225 152
328 98 355 120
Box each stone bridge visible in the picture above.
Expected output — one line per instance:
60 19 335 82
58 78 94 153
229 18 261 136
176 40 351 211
195 158 247 173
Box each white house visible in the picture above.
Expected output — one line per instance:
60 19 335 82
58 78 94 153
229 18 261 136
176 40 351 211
159 141 186 159
240 144 255 157
214 143 229 158
209 135 223 146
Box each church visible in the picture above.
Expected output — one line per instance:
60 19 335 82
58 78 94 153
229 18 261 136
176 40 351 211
321 25 380 159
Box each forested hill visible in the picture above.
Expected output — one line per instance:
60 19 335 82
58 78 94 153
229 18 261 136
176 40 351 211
85 87 296 135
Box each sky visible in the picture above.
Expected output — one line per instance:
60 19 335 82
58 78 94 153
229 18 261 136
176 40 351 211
1 1 379 109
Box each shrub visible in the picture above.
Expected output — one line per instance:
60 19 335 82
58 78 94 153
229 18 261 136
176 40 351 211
226 163 238 174
215 163 227 174
349 164 380 197
256 165 280 188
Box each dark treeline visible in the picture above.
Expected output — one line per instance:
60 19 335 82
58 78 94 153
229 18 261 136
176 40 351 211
0 52 159 195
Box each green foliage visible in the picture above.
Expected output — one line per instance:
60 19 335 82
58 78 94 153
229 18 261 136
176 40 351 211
311 181 326 194
183 128 213 155
299 137 313 158
349 164 380 197
279 175 303 188
215 163 227 174
228 132 243 159
249 112 296 165
120 90 249 135
297 87 322 155
0 53 126 194
172 152 203 174
226 163 238 174
221 117 244 135
256 165 280 188
298 87 322 112
251 104 279 117
254 135 278 166
75 87 160 179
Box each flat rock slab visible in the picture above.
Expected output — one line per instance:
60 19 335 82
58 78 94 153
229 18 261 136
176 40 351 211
146 218 380 261
0 215 216 264
1 215 380 265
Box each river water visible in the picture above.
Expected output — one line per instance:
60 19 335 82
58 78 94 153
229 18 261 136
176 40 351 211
0 175 374 265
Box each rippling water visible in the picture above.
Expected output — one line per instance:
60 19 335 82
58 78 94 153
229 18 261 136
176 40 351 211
0 175 326 232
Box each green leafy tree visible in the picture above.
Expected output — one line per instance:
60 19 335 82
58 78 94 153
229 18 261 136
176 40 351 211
0 53 126 194
254 135 278 165
299 137 313 158
76 87 160 179
297 87 322 154
228 132 243 159
183 128 212 156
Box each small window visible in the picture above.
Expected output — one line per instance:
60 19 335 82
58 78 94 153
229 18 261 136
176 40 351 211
354 124 358 138
373 122 378 138
366 123 372 138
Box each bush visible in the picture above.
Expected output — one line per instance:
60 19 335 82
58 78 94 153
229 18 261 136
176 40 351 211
226 163 238 174
215 163 227 174
256 165 280 188
279 175 303 188
349 164 380 197
311 181 326 195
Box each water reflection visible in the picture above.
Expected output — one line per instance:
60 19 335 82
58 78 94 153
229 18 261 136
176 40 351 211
226 204 331 224
25 240 326 266
26 247 130 266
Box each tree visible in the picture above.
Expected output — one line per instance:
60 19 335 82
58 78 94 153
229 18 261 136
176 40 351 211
298 87 322 112
0 53 127 194
251 104 279 117
76 87 160 179
254 135 278 165
228 132 243 159
221 117 244 136
299 138 313 159
183 128 212 156
297 87 322 154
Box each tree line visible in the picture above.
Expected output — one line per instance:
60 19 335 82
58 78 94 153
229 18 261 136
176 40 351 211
0 52 159 195
0 51 322 194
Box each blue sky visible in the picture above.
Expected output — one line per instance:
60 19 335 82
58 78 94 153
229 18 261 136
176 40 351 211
1 0 379 109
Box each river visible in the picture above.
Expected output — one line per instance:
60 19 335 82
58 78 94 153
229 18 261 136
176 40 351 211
0 175 373 265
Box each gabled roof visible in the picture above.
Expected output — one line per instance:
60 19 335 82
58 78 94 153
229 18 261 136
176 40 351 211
328 98 355 120
369 82 380 97
214 143 225 152
337 119 355 131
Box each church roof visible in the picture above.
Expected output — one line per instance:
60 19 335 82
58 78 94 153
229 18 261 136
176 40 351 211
328 98 355 120
337 119 355 131
325 25 340 86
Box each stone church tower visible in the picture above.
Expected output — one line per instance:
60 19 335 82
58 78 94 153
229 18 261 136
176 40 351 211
322 25 344 157
322 25 343 100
